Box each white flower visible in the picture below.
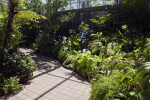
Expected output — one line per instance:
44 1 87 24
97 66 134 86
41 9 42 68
107 43 112 49
83 49 86 53
99 42 103 46
62 36 67 44
107 43 114 55
107 49 114 55
68 41 71 45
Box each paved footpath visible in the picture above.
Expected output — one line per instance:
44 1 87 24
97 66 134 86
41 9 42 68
6 48 91 100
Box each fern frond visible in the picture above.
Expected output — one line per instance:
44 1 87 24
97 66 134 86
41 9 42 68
13 10 46 23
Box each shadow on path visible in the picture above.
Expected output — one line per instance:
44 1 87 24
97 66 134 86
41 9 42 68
4 48 91 100
19 48 87 83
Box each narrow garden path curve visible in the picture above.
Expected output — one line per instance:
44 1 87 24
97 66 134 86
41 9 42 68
7 48 91 100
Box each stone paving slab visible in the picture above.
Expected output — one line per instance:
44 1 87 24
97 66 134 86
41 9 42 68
5 48 91 100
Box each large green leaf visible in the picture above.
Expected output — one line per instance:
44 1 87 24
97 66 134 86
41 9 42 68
134 62 150 84
120 68 135 82
134 70 149 84
73 41 79 46
136 62 150 73
129 91 136 96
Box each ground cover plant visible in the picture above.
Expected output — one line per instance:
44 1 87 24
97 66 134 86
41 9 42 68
92 70 130 100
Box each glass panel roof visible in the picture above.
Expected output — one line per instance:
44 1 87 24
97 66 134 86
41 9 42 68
65 0 115 10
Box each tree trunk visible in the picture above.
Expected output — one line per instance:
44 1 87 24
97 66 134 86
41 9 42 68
4 0 16 48
0 0 17 61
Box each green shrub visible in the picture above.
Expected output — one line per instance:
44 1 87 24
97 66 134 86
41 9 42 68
1 52 37 83
16 56 37 82
0 73 4 96
57 43 72 62
3 76 22 94
0 50 36 96
90 40 106 56
35 32 63 58
58 50 66 62
91 70 130 100
73 51 101 79
62 51 101 79
121 62 150 99
62 52 76 69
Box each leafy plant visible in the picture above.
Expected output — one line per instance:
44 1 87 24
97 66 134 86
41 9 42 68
92 32 102 42
0 51 37 83
3 76 22 94
63 51 101 79
91 70 130 100
121 62 150 99
69 33 83 50
58 46 72 63
78 21 89 33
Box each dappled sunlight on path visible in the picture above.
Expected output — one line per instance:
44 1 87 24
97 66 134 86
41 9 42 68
7 48 91 100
